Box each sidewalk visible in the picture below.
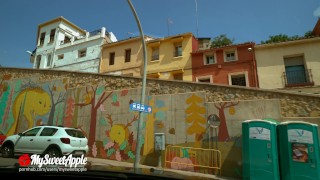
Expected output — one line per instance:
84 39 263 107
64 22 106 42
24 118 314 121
87 157 238 180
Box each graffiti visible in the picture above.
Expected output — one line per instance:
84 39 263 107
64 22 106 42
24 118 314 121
185 94 206 147
214 101 239 142
7 87 51 136
104 114 138 161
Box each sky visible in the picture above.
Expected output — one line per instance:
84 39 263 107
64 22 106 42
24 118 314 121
0 0 319 68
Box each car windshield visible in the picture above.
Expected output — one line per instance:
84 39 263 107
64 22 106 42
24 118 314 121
1 0 320 180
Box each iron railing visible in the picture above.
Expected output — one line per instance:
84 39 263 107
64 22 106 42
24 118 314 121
165 145 221 175
283 69 314 87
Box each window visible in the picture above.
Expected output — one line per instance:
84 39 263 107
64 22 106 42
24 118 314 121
109 52 115 65
199 78 211 83
173 73 183 80
36 55 41 69
49 29 56 43
78 49 87 58
125 49 131 62
204 54 215 65
57 54 64 60
151 47 159 61
174 43 182 57
64 36 71 44
23 128 41 136
46 54 52 67
231 75 246 86
40 128 58 136
196 75 212 83
225 50 236 62
228 72 248 87
65 129 85 138
39 32 45 46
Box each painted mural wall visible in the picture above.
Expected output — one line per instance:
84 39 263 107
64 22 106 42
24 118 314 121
0 74 288 179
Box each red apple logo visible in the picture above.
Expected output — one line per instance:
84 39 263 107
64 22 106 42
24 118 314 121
19 154 31 166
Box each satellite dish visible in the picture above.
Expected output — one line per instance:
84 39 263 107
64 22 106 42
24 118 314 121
207 114 221 127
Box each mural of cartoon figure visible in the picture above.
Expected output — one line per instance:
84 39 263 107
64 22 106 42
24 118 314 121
7 87 51 136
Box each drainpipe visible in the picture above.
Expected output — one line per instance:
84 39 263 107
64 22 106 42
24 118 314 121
251 44 259 88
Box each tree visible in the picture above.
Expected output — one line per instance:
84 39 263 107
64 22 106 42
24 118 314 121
211 34 234 48
261 31 314 44
74 85 113 156
304 30 313 38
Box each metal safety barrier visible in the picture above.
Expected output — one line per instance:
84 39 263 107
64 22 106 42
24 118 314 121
164 145 221 175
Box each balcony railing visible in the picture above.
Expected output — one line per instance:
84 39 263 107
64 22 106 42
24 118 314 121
283 69 314 87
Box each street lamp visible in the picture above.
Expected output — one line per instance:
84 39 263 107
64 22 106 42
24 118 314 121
126 0 148 173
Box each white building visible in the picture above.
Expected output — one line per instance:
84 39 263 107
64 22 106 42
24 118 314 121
30 16 117 73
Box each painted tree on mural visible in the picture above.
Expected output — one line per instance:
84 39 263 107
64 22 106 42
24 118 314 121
143 97 167 156
74 85 113 156
214 101 239 141
0 74 12 98
64 96 75 127
71 88 82 128
185 94 206 147
47 81 67 125
1 88 14 130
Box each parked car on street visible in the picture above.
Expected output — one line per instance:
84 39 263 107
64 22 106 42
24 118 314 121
1 126 88 158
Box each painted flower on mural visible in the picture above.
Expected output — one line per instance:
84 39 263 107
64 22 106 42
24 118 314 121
109 124 129 144
103 114 139 162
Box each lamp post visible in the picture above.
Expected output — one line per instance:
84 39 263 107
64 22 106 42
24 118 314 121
126 0 148 173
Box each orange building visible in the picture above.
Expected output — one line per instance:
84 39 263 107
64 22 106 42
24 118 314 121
191 42 258 87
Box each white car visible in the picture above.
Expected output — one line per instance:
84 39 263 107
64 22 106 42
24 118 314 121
1 126 88 158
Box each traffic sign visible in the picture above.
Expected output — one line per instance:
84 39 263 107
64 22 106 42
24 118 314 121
130 103 152 113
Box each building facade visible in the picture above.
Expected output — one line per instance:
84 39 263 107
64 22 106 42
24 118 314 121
146 33 198 81
100 36 153 76
191 42 258 87
255 37 320 89
30 16 116 73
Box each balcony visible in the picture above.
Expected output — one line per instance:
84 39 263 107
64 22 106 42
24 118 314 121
283 69 314 87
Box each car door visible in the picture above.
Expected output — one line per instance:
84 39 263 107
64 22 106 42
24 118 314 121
15 127 42 154
33 127 59 154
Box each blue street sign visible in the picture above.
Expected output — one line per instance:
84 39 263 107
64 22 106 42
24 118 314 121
130 103 152 113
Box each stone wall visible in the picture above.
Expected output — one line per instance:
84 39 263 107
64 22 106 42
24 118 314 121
1 67 320 118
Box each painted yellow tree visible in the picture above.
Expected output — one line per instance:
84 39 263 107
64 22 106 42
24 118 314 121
143 97 167 156
185 94 206 147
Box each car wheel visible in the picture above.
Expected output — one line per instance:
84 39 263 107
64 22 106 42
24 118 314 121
2 144 14 158
45 147 61 158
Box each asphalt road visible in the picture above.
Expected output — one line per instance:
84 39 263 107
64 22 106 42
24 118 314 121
0 156 18 167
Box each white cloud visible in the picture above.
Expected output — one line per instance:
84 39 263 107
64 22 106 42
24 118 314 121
314 7 320 17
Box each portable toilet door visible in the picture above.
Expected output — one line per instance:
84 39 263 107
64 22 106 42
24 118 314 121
278 121 320 180
242 119 280 180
